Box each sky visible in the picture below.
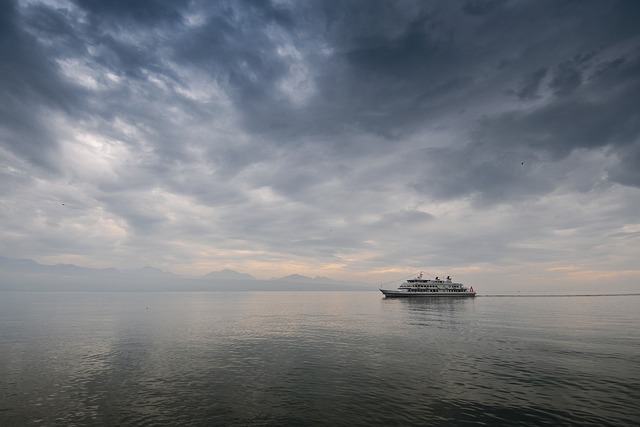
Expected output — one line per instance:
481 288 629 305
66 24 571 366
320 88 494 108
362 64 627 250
1 0 640 292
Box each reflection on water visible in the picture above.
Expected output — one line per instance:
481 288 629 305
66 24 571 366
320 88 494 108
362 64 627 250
0 291 638 426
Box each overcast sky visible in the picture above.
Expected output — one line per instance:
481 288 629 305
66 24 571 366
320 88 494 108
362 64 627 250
1 0 639 292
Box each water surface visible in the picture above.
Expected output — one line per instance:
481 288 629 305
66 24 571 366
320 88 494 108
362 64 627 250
1 291 638 426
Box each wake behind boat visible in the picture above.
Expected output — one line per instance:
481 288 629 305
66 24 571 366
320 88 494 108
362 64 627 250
380 272 476 298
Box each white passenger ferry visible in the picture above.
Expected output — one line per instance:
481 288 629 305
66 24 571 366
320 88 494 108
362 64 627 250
380 272 476 298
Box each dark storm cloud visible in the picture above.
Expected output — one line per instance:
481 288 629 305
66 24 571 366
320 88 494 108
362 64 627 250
413 146 554 205
0 1 80 173
404 1 640 200
609 143 640 187
1 0 640 284
71 0 186 26
550 59 584 98
462 0 506 17
171 3 292 115
477 51 640 163
11 0 638 170
302 2 471 138
512 67 547 100
165 0 640 184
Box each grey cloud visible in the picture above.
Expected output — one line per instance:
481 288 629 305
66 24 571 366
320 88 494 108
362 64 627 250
472 49 640 191
157 2 467 140
478 101 616 158
608 143 640 187
2 0 640 285
550 60 583 97
171 3 295 96
91 34 167 79
462 0 506 17
0 1 81 173
5 0 640 190
413 146 553 205
513 67 547 100
71 0 187 27
374 209 435 231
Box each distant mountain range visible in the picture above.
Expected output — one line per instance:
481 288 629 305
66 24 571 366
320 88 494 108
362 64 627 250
202 269 256 281
0 256 369 292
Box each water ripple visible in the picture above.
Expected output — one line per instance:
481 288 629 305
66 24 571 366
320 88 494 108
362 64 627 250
0 292 638 425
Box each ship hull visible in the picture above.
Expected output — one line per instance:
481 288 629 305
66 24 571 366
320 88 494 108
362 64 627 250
380 290 476 298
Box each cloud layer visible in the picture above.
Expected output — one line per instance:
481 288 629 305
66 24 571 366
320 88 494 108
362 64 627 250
1 0 640 291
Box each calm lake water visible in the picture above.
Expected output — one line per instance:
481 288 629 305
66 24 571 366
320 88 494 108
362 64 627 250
1 291 639 426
